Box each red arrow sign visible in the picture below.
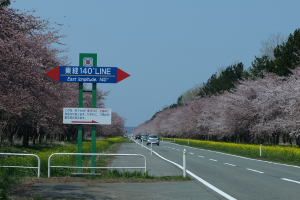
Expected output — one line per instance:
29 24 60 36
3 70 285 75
71 120 99 123
117 68 130 83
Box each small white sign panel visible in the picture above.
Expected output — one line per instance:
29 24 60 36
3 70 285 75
63 108 111 125
83 57 93 67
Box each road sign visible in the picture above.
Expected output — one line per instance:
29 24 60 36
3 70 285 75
45 66 130 83
63 108 111 125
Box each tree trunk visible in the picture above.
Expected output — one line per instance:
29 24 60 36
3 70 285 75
38 134 42 144
23 131 29 147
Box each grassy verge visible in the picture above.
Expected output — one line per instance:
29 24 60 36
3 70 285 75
162 138 300 166
0 136 128 199
86 169 190 181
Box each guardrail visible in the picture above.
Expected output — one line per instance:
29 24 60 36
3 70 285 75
48 153 147 177
0 153 41 177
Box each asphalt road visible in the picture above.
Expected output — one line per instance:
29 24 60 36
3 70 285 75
133 139 300 200
12 142 226 200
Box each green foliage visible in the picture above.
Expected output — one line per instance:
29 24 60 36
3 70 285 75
0 0 10 8
86 169 154 179
0 189 9 200
245 55 269 80
0 173 19 200
266 29 300 76
86 169 189 181
198 62 244 97
0 137 124 178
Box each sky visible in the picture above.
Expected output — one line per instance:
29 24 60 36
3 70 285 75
10 0 300 127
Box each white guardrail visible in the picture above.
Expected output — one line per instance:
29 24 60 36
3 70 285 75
48 153 147 177
0 153 41 177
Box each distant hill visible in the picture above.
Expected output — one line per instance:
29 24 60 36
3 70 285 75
125 127 136 134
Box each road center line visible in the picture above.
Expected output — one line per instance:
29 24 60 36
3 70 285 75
224 163 236 166
189 152 194 154
281 178 300 184
246 168 264 173
209 159 217 161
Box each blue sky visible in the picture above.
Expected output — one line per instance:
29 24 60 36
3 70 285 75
11 0 300 127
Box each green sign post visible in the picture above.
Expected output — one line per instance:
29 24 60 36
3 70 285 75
78 53 97 173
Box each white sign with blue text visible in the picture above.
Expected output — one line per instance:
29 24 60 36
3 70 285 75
63 108 111 125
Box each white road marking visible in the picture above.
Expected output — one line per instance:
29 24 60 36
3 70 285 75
172 148 175 149
162 141 300 170
246 168 264 174
224 163 236 166
177 149 180 151
189 152 194 154
209 159 217 161
281 178 300 184
134 140 236 200
198 155 204 158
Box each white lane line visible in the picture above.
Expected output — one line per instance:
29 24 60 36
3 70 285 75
209 159 217 161
177 149 180 151
281 178 300 184
172 148 175 149
224 163 236 166
170 143 300 170
134 140 236 200
198 155 204 158
246 168 264 174
189 152 194 154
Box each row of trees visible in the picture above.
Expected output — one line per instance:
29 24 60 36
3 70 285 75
133 29 300 146
0 6 125 147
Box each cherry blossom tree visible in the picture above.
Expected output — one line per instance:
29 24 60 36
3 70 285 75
0 6 126 146
133 65 300 146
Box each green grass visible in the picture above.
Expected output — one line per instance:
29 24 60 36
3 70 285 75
85 169 191 181
0 136 127 199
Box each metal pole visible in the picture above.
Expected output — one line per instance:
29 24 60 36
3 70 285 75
183 149 186 177
260 144 262 156
142 139 143 148
151 143 152 155
188 139 189 145
91 83 97 173
77 83 83 173
174 138 175 143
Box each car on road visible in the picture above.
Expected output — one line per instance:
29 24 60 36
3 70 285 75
140 134 148 142
135 134 141 140
147 134 160 146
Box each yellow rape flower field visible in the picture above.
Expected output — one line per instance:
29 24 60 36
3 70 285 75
163 138 300 166
0 136 126 177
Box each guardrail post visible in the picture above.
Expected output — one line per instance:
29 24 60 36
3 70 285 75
260 144 262 156
0 153 40 178
183 149 186 177
48 153 147 178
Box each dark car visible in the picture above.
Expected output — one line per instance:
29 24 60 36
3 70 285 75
135 134 141 140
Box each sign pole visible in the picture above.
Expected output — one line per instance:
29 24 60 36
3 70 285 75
77 84 83 173
91 82 97 173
